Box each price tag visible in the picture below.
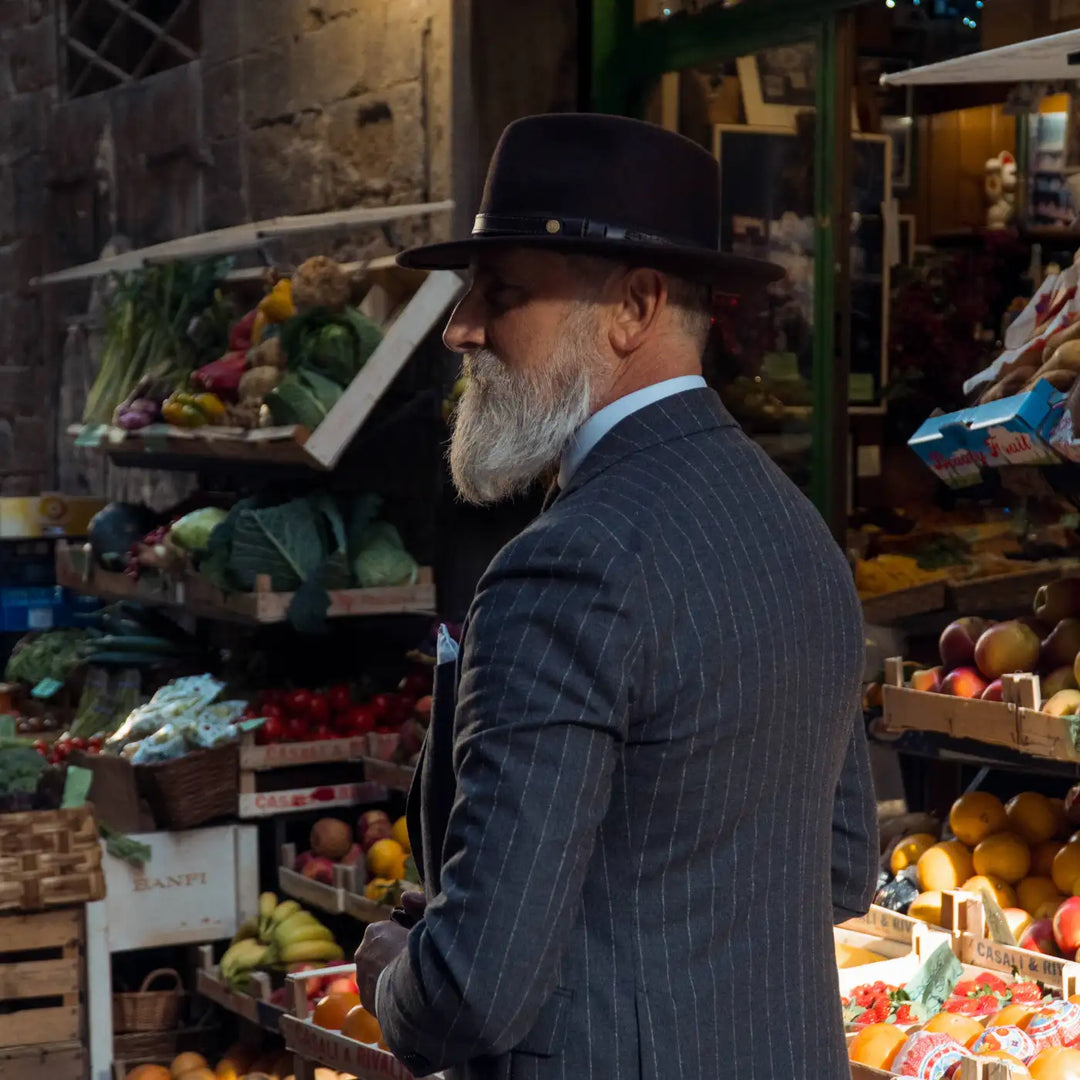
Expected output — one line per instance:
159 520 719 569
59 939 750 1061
61 765 94 809
0 715 14 737
237 717 265 733
31 677 64 700
75 424 107 448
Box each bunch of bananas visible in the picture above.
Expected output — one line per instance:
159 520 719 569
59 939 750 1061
220 892 344 989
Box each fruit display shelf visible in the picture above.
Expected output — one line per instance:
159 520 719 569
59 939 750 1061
861 580 949 627
56 541 436 625
238 779 387 819
281 964 448 1080
882 659 1080 764
194 945 286 1034
278 844 394 924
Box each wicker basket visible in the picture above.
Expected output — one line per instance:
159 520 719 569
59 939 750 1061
137 743 239 830
113 968 183 1033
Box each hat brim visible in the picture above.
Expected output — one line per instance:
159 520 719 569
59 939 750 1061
396 235 786 293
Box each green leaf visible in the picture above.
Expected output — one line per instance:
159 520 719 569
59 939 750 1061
979 886 1018 946
903 941 963 1013
228 498 325 592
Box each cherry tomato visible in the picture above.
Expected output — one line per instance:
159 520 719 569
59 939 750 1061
261 715 285 744
68 737 87 752
242 705 259 720
87 736 104 753
347 704 377 735
260 689 285 709
314 724 333 741
286 716 309 742
285 689 313 716
261 704 284 722
327 684 352 713
369 693 393 719
32 739 48 757
399 670 433 697
308 693 331 727
52 742 71 762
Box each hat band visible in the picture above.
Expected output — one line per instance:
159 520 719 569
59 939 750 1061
472 213 699 249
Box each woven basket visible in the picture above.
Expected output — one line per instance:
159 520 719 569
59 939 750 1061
113 968 183 1033
137 743 239 830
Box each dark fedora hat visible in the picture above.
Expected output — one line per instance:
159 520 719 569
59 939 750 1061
397 113 785 292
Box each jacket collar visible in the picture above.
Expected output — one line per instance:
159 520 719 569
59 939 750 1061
548 387 738 508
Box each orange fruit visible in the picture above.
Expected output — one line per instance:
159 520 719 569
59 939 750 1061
341 1004 382 1044
1018 876 1066 915
1029 1045 1080 1079
391 816 411 855
992 1004 1038 1029
974 832 1032 884
918 841 975 892
312 991 362 1030
951 792 1009 846
170 1056 208 1079
848 1023 907 1070
1052 798 1070 839
963 874 1018 910
907 891 945 926
366 838 406 880
1008 793 1060 845
1052 842 1080 894
923 1010 985 1048
1034 842 1065 878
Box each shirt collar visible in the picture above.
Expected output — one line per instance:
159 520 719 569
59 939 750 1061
558 375 707 489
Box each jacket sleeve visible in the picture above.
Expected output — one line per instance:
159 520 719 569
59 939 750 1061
378 518 640 1074
831 707 879 924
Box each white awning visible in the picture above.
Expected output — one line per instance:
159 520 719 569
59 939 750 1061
33 199 454 286
881 28 1080 87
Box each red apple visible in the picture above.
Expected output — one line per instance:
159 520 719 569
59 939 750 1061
974 620 1042 680
1055 896 1080 954
360 819 394 851
941 667 988 699
326 976 359 996
339 843 363 867
1020 916 1061 956
910 667 944 693
295 850 314 872
301 856 334 885
981 679 1004 702
939 616 993 670
359 810 390 832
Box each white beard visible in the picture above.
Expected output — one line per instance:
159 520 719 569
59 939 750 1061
449 322 595 506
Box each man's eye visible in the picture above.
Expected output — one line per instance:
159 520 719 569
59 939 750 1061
485 287 515 311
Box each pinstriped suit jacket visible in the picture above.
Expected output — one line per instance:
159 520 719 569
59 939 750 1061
380 388 878 1079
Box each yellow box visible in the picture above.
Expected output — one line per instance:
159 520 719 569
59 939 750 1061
0 495 107 539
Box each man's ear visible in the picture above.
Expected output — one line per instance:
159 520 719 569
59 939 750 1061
608 267 666 354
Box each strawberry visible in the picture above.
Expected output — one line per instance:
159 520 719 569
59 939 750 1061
1010 982 1044 1003
895 1004 917 1024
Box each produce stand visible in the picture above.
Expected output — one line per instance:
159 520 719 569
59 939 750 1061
56 541 437 624
194 945 285 1034
278 843 394 924
860 581 948 627
237 779 386 819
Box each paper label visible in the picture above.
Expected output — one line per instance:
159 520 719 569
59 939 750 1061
31 677 64 700
74 424 107 448
61 765 94 809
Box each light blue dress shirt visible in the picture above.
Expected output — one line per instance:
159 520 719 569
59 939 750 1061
557 375 707 488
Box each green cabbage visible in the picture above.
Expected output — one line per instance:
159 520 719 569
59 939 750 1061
169 507 228 552
353 538 419 588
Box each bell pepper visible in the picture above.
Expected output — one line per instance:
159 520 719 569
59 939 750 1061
229 309 259 352
191 392 227 423
259 279 296 323
251 310 269 347
162 391 228 427
191 352 247 398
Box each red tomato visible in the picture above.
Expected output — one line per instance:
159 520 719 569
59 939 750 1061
68 737 87 752
262 704 284 722
327 684 352 713
52 743 71 762
32 739 48 757
260 689 285 709
347 705 377 735
314 724 333 741
369 693 393 719
379 695 413 728
242 705 259 720
285 689 313 716
286 716 309 742
261 715 284 744
308 693 330 727
87 736 104 753
399 670 433 697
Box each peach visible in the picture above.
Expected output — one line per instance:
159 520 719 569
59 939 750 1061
1054 896 1080 954
942 667 989 699
910 667 944 693
1020 917 1061 956
974 621 1041 680
940 616 993 670
982 679 1004 702
360 819 394 851
1042 666 1080 700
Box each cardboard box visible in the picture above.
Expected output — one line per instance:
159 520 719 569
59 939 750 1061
0 586 75 631
908 379 1065 488
0 495 106 539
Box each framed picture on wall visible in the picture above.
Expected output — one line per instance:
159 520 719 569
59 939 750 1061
712 124 892 412
736 47 817 128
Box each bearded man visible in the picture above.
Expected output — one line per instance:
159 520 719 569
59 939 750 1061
355 113 877 1080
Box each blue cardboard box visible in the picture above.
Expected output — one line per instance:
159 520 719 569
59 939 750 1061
908 378 1066 488
0 586 76 632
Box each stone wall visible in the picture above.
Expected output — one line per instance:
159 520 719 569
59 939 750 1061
0 0 455 496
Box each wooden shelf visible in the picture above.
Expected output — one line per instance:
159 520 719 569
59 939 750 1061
195 947 284 1034
860 580 947 626
361 758 415 793
238 779 386 819
67 267 463 473
239 734 368 772
56 541 436 624
278 844 395 924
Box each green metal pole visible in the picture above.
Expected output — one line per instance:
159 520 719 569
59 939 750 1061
590 0 636 113
811 15 838 520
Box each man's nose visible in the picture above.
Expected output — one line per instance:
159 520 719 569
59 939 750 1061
442 293 485 353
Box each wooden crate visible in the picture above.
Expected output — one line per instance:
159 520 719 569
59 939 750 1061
1 1042 86 1080
0 806 104 913
278 844 394 924
946 562 1078 615
881 659 1080 763
56 542 437 624
0 907 84 1052
860 580 948 626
